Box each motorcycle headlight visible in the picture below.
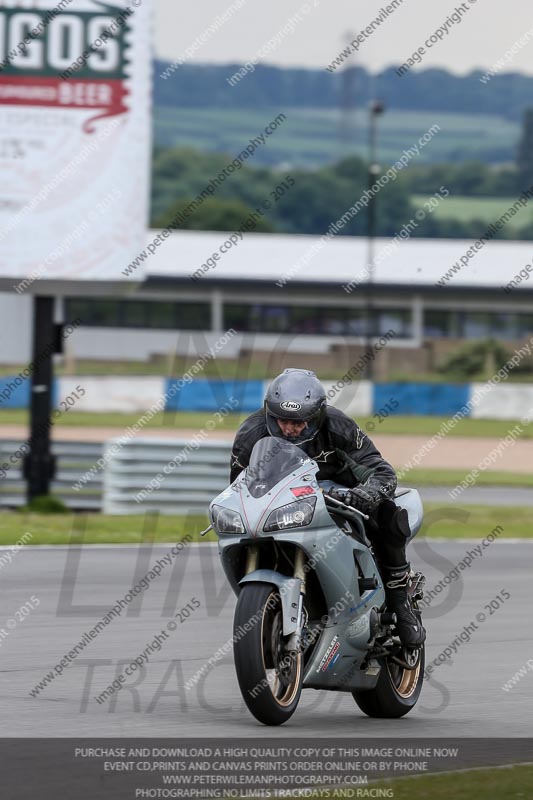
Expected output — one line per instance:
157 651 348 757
263 497 316 532
211 504 246 535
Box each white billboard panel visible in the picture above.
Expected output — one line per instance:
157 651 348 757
0 0 151 285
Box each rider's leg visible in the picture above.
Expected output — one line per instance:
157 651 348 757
366 500 426 648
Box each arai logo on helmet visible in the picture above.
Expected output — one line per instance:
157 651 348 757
280 401 302 411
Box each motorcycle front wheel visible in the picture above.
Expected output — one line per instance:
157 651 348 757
233 582 303 726
352 644 425 718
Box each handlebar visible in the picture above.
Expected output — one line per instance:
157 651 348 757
322 491 370 521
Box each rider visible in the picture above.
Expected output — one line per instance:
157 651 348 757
230 368 426 648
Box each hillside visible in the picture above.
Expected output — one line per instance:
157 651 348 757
152 62 531 167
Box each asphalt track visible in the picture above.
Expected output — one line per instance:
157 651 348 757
1 541 532 737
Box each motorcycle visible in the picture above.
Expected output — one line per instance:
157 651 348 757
207 436 426 726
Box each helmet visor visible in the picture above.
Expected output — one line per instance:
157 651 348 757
265 408 321 445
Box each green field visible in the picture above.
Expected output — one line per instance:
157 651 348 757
1 410 532 440
271 765 533 800
0 503 530 545
414 194 533 229
154 106 520 168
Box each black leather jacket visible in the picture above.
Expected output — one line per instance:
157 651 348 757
230 406 397 502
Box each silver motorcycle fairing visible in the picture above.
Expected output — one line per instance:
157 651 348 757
239 569 301 636
211 441 425 692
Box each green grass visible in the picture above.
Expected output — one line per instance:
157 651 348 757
154 106 520 169
0 359 272 378
407 469 533 488
0 409 246 430
0 513 213 546
414 194 533 230
1 410 532 439
418 504 533 539
0 504 531 545
272 765 533 800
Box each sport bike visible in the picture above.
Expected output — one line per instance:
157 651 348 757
207 437 425 726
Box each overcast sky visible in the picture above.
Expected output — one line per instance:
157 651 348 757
154 0 533 76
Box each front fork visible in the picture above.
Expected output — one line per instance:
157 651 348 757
286 548 306 655
245 545 307 655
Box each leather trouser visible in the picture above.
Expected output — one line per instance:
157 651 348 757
365 499 412 569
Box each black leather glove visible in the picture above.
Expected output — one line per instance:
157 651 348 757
328 486 379 515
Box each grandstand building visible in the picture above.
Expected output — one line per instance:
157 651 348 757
1 231 532 376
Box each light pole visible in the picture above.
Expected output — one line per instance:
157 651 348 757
365 100 385 381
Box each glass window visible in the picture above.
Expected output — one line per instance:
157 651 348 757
175 302 210 330
517 314 533 336
320 307 347 335
491 313 518 340
122 301 148 328
424 310 451 338
291 307 323 334
376 308 412 337
223 303 412 337
147 302 176 329
88 300 119 326
460 313 492 339
65 299 86 324
262 306 291 333
225 304 251 332
65 298 209 330
346 311 366 336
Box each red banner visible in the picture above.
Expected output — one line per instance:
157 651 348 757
0 76 129 131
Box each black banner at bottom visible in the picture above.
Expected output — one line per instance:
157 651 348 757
1 738 531 799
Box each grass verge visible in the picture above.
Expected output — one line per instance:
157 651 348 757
272 764 533 800
406 469 533 487
0 504 531 545
1 410 532 439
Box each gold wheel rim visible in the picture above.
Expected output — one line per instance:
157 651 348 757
387 649 422 699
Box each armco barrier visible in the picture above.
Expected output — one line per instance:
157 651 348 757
103 437 232 515
0 440 103 510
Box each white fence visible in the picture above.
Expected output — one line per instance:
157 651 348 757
103 438 231 515
0 440 102 510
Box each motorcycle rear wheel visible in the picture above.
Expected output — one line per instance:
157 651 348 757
234 582 303 726
352 644 425 718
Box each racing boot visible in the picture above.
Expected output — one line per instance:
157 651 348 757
383 563 426 648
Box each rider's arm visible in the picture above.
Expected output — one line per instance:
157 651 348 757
327 408 397 501
229 411 266 483
348 424 397 501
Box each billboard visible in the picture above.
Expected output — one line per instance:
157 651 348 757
0 0 151 287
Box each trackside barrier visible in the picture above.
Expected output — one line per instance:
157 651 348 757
0 440 103 510
2 377 533 418
103 438 232 515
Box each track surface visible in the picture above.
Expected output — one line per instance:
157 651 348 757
1 541 532 737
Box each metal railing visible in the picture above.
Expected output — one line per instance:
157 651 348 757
0 440 103 510
103 438 231 515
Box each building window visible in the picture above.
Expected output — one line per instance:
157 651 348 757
424 310 453 338
224 303 412 337
65 298 209 330
517 314 533 336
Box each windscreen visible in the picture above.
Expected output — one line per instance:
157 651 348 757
244 437 312 498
